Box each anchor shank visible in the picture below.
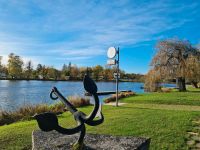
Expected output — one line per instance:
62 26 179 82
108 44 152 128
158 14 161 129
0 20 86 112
52 87 77 114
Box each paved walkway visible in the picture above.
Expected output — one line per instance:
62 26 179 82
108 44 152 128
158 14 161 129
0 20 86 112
130 103 200 111
105 102 200 111
104 102 126 106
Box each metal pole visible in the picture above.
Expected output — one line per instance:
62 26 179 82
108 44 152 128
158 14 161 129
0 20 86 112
116 47 119 107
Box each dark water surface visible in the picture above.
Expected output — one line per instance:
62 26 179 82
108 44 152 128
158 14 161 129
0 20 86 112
0 80 175 111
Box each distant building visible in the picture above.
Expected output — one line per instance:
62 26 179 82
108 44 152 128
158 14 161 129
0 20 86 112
38 75 43 79
65 76 70 80
0 73 6 78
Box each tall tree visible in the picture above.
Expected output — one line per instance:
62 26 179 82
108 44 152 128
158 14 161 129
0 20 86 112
150 39 200 91
7 53 23 79
62 64 67 74
35 64 43 79
61 63 70 76
68 62 72 76
0 56 2 73
24 60 33 79
36 64 43 73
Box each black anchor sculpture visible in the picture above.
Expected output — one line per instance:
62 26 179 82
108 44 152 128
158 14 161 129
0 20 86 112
34 75 104 150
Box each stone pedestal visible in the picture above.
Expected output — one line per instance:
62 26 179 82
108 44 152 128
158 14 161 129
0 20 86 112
32 130 150 150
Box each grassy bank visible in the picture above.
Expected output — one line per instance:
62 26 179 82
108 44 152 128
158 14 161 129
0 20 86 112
0 87 200 149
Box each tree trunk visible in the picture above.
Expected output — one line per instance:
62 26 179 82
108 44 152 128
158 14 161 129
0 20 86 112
191 81 199 88
176 77 186 92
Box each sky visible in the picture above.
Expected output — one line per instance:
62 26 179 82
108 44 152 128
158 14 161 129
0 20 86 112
0 0 199 74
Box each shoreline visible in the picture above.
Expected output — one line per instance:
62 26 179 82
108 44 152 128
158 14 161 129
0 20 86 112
0 78 144 83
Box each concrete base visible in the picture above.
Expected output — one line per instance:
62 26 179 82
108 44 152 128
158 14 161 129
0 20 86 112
32 130 150 150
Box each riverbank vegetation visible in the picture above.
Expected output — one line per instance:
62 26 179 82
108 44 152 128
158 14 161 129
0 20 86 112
0 87 200 149
0 54 144 82
145 38 200 92
0 96 90 126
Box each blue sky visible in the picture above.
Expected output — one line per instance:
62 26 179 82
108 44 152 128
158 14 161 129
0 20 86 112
0 0 199 74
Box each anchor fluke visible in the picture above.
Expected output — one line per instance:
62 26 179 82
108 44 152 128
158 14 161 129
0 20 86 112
34 112 59 132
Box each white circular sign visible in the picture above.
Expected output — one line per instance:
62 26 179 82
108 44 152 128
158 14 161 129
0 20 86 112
107 47 117 58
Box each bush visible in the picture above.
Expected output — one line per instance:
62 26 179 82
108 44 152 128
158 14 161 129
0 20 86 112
104 91 135 103
161 87 172 93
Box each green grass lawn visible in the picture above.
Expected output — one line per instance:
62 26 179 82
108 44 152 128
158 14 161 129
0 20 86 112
0 87 200 150
122 88 200 106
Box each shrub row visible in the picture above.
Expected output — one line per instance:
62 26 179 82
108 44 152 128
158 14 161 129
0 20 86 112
104 91 135 103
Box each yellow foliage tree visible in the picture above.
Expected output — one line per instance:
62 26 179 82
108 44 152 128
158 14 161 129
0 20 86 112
144 69 161 92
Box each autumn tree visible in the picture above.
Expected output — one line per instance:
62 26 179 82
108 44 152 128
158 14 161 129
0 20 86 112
144 68 161 92
7 53 23 78
92 65 103 81
125 73 144 82
47 67 60 80
103 68 113 81
185 55 200 88
119 70 125 79
70 65 79 79
79 67 87 80
150 39 200 91
1 52 145 81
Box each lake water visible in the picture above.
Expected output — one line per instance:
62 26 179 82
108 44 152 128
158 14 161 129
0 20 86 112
0 80 175 111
